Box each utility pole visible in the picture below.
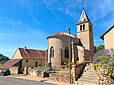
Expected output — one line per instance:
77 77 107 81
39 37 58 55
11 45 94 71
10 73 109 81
67 27 71 84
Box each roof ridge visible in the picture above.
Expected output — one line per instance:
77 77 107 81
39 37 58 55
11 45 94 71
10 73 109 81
47 32 76 39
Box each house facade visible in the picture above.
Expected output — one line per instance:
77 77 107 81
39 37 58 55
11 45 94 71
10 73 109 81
100 25 114 49
0 48 45 74
47 9 94 68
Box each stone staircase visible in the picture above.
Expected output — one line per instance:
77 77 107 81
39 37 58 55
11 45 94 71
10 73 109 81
76 63 98 85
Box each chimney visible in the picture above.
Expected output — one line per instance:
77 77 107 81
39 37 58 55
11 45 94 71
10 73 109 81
24 46 30 53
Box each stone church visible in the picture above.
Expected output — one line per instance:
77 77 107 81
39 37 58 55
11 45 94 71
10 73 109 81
47 9 94 68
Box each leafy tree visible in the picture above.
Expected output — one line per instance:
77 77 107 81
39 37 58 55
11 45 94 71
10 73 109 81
93 49 114 77
0 54 9 61
96 45 104 52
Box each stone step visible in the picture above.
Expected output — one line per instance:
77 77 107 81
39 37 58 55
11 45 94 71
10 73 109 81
80 76 97 80
77 63 98 85
83 70 96 72
81 75 97 78
82 73 96 76
78 76 97 80
83 71 96 74
78 78 98 83
75 81 98 85
83 71 96 73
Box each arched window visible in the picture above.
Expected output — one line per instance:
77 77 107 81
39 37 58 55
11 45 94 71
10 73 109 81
83 24 85 30
65 47 69 58
26 60 28 63
80 25 82 31
50 47 54 57
35 62 38 67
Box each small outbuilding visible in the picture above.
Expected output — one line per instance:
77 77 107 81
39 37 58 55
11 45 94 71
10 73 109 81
0 47 45 74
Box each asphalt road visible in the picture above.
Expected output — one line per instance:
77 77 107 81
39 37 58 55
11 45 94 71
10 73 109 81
0 76 56 85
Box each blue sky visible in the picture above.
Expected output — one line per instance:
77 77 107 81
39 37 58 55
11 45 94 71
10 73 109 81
0 0 114 58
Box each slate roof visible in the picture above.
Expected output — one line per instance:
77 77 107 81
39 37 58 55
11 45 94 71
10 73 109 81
100 25 114 40
19 48 45 60
77 9 92 25
0 59 21 70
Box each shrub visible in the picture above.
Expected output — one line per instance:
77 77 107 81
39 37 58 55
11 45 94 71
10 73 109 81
106 67 114 76
93 49 114 76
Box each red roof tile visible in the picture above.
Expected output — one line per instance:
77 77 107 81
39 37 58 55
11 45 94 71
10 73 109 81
19 48 45 60
0 59 21 70
47 32 75 39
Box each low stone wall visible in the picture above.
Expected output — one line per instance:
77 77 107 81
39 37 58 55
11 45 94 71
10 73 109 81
49 63 85 84
23 67 41 76
9 66 19 74
28 69 38 76
49 73 72 83
96 67 114 85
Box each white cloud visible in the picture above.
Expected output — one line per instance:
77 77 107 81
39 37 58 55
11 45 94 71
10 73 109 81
44 0 81 19
44 0 114 24
0 18 48 40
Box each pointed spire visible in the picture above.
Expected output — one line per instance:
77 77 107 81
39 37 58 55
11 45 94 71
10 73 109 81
78 9 91 24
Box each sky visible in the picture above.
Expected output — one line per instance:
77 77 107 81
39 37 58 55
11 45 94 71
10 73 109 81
0 0 114 58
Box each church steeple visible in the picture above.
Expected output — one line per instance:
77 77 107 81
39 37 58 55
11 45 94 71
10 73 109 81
77 9 91 24
76 9 94 54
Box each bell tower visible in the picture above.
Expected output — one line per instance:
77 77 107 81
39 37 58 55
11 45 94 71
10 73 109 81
76 9 94 54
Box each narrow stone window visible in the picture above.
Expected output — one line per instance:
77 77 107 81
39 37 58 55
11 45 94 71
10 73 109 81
50 47 54 57
26 60 28 63
65 47 69 58
35 62 38 67
83 24 85 30
77 57 79 61
80 25 82 31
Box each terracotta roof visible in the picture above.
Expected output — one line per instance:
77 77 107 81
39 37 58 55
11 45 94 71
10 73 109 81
100 25 114 40
47 32 76 39
19 48 45 60
0 59 21 70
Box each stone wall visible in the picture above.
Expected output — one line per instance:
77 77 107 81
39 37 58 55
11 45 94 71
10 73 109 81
49 73 72 83
47 35 79 68
72 63 85 81
9 66 19 74
23 67 41 76
96 67 114 85
84 49 93 62
22 59 45 68
49 63 85 84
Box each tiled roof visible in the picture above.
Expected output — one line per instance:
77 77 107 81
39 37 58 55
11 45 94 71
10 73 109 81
19 48 45 60
47 32 76 39
0 59 21 70
100 25 114 40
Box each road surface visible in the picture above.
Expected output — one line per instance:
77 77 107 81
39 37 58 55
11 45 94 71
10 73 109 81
0 76 56 85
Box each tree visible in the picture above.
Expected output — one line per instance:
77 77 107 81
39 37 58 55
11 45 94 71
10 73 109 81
0 54 9 61
96 45 104 52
